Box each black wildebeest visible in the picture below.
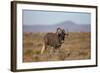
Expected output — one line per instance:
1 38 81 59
40 27 68 54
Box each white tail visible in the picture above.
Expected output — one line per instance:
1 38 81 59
41 43 45 54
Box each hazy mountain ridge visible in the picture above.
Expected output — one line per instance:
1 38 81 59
23 21 91 32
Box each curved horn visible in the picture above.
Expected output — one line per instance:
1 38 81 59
56 27 62 35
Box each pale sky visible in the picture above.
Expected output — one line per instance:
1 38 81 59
23 10 91 25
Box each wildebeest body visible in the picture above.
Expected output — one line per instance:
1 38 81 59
44 33 61 48
40 28 68 54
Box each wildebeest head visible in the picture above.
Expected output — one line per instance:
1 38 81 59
56 27 68 43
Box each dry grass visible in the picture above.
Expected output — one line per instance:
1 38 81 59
23 32 91 62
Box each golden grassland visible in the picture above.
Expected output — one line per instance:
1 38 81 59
23 32 91 62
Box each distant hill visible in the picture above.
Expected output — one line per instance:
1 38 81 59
23 21 91 32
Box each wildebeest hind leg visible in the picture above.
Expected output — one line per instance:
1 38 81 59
41 43 46 54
